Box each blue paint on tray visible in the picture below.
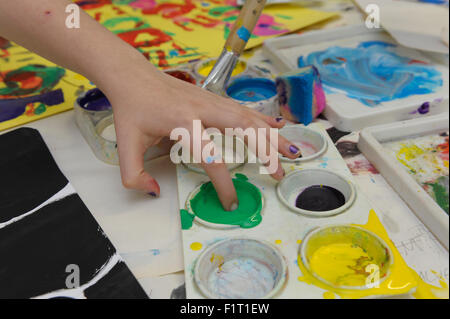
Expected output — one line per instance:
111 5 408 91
298 41 443 106
226 78 277 102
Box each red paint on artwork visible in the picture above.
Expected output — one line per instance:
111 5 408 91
156 50 168 68
117 28 172 48
438 137 449 161
141 0 196 18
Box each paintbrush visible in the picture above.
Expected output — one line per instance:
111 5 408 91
202 0 267 95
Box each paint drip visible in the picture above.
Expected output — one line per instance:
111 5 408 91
189 174 262 228
226 78 277 102
295 185 346 211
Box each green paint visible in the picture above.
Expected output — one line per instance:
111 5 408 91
189 174 263 228
0 65 65 97
180 209 195 230
426 176 449 214
34 103 46 115
275 14 293 20
208 6 236 17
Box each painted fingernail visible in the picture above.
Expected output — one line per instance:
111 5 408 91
276 117 283 122
230 202 239 211
148 192 158 197
289 145 300 154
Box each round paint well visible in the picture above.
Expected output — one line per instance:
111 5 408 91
278 125 328 162
196 58 247 78
186 174 264 229
194 238 287 299
299 225 392 290
277 169 356 217
77 88 112 112
226 78 277 103
182 134 248 174
164 70 196 85
95 115 116 142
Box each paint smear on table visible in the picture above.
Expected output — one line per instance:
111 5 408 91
297 209 449 298
383 132 449 213
298 41 443 106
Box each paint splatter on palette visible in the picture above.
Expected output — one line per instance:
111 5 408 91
263 25 450 131
176 123 449 299
0 1 335 132
383 133 449 214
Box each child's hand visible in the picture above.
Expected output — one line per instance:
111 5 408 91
102 60 301 211
0 0 302 211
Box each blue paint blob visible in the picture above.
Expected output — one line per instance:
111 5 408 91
298 41 443 106
226 78 277 102
236 26 251 42
77 88 112 111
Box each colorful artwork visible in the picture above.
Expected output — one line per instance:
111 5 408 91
384 132 449 213
298 41 443 106
0 0 335 131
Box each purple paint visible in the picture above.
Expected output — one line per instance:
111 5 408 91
77 88 112 112
0 89 64 122
418 102 430 114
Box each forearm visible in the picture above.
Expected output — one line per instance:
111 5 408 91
0 0 157 92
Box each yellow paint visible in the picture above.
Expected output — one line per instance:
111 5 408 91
297 209 450 298
309 243 375 287
275 240 282 245
210 253 225 272
197 59 246 77
323 291 336 299
297 239 302 244
297 210 418 298
412 270 449 299
190 242 203 251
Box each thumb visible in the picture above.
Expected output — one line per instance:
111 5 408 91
116 129 161 196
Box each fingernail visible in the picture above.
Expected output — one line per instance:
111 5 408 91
275 117 283 122
148 192 158 197
230 202 239 211
289 145 300 154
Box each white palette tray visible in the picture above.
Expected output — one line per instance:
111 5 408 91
358 113 449 250
177 123 418 299
262 24 449 131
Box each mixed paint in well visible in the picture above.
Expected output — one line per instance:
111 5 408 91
383 132 449 213
226 78 277 102
298 41 443 106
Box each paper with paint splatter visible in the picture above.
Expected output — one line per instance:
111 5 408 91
383 133 449 214
0 0 335 132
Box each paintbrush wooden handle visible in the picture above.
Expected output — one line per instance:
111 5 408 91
225 0 267 55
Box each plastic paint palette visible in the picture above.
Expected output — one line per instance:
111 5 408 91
359 113 449 249
177 123 418 299
263 25 449 131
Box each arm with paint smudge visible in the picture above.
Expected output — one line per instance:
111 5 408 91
0 0 302 210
